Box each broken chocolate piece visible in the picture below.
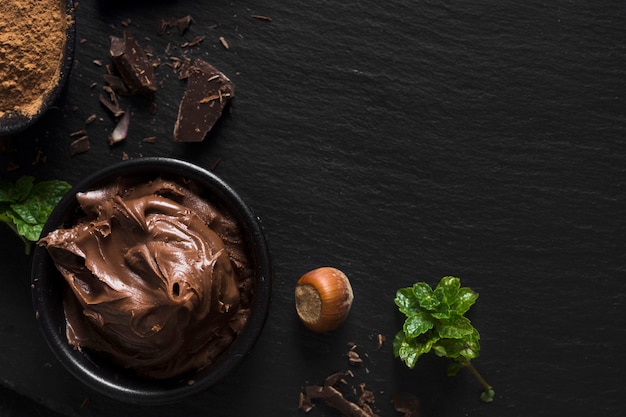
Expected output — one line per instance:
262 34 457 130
103 74 131 96
298 392 314 413
173 59 234 142
157 15 194 35
69 136 90 156
110 31 157 98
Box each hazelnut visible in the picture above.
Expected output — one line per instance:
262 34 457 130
295 267 354 333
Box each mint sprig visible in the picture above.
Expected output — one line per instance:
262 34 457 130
0 176 71 255
393 276 495 403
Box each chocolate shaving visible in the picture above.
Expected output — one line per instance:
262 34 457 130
307 386 377 417
110 31 157 98
69 136 90 156
99 94 125 118
103 74 131 96
300 371 379 417
392 393 419 417
157 15 194 35
173 59 234 142
348 350 364 366
377 334 386 350
298 392 314 413
182 36 205 48
251 15 272 22
69 129 87 138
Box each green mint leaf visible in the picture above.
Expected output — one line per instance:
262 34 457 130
403 311 434 338
30 180 72 209
446 361 463 376
0 177 71 253
392 330 405 358
12 217 43 242
394 276 494 402
0 176 34 203
412 282 439 310
435 276 460 306
395 333 437 368
450 287 479 314
435 313 475 339
395 287 420 316
433 337 480 361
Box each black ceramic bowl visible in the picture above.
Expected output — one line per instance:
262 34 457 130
0 0 76 136
31 158 272 404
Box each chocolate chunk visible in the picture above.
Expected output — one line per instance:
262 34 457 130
69 135 90 156
173 59 234 142
110 31 157 98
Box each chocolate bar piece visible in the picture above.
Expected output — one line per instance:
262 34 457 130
109 31 157 98
173 59 234 142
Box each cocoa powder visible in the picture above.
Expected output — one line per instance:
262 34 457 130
0 0 69 118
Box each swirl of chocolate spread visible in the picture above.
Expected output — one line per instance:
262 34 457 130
39 177 253 379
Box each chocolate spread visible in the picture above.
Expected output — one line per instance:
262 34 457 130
39 176 254 379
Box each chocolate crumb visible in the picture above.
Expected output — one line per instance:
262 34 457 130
70 129 87 138
307 386 377 417
69 135 90 156
377 334 386 350
348 350 363 366
0 137 16 155
301 371 379 417
142 136 157 143
157 15 194 36
187 35 205 47
392 393 419 417
219 36 230 49
251 15 272 22
32 148 46 165
85 114 97 124
6 161 20 171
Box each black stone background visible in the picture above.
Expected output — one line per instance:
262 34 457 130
0 0 624 416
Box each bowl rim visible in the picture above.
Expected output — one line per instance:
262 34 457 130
31 157 273 404
0 0 77 136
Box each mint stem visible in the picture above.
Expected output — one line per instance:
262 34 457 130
463 360 494 402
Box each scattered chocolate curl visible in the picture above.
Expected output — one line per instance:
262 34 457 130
108 111 130 145
300 371 379 417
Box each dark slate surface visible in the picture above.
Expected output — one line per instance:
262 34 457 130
1 0 625 416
